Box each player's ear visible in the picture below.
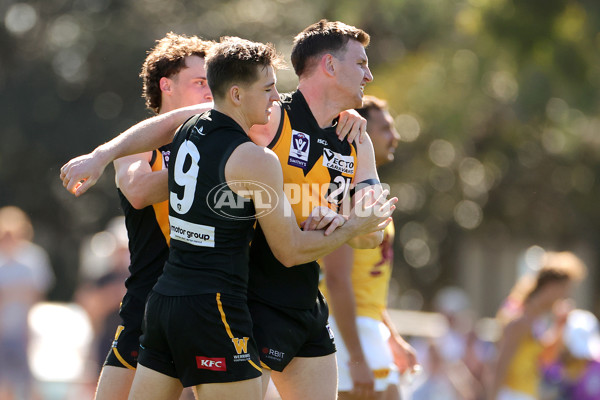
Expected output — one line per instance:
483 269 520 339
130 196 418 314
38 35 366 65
229 85 242 106
159 77 172 94
321 54 336 77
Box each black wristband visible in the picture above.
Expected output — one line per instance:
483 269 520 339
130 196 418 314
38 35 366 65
349 178 381 198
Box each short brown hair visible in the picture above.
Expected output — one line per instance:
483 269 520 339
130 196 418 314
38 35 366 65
291 19 370 77
205 36 285 101
140 32 214 113
356 95 388 120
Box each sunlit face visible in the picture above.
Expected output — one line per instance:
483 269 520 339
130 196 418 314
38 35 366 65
333 39 373 109
163 55 213 111
240 65 280 127
367 107 400 166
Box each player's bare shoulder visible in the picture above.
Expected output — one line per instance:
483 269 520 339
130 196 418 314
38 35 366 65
225 142 281 183
356 131 374 152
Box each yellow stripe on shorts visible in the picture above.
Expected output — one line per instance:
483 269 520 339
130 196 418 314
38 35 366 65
113 348 136 370
111 325 136 370
216 293 262 373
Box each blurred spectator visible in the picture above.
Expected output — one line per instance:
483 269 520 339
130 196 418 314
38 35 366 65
412 340 461 400
541 308 600 400
75 217 129 376
433 287 472 363
411 286 486 400
488 251 586 400
74 272 127 374
27 302 95 400
0 206 54 400
25 218 129 400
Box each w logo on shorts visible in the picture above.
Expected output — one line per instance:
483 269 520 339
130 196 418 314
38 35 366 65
232 337 249 354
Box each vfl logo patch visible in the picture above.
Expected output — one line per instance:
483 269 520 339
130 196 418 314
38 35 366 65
161 150 171 168
322 149 355 175
196 356 227 371
288 130 310 169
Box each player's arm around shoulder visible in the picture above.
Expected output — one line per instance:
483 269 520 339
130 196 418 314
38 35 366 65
60 103 212 196
354 133 379 183
345 133 386 249
114 151 168 209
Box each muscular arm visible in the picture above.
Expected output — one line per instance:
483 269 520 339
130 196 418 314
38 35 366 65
344 134 385 249
381 309 418 373
61 102 212 196
322 245 375 394
225 143 395 267
323 245 365 362
114 152 168 209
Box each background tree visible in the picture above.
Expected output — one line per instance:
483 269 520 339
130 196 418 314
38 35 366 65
1 0 598 315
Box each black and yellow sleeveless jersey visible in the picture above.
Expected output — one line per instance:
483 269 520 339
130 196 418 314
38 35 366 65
154 110 256 298
248 91 358 309
119 144 170 301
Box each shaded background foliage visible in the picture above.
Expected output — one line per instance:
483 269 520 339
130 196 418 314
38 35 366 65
1 0 599 315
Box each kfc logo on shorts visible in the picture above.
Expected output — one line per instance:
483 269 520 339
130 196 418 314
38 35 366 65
196 356 227 371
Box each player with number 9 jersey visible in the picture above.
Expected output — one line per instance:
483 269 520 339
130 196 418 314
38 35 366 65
138 111 263 387
155 111 256 297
